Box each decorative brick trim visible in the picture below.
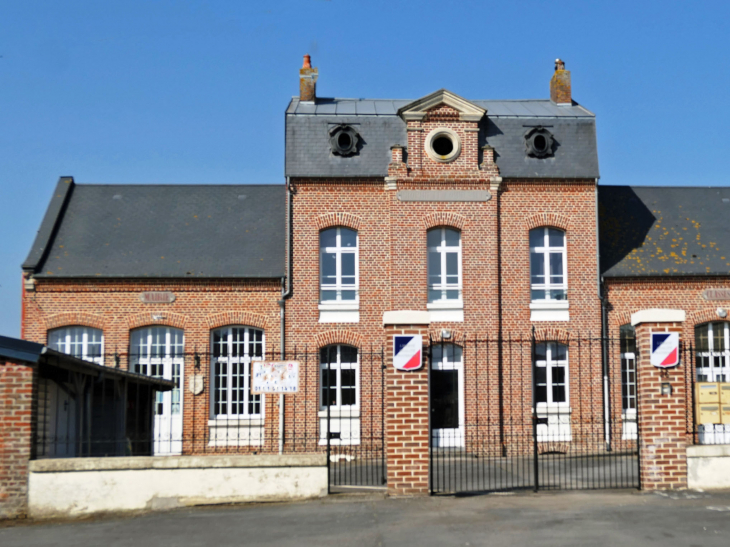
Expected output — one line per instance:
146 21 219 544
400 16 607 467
526 213 570 231
45 312 106 331
533 327 571 342
314 330 364 349
315 212 362 231
205 311 272 331
687 309 730 327
422 212 468 230
614 311 634 329
127 312 189 330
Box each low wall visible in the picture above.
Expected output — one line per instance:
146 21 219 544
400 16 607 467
28 454 327 518
687 445 730 490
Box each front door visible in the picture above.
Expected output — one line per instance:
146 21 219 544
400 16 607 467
430 344 464 447
131 327 184 455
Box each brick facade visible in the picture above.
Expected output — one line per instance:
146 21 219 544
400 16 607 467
0 361 35 518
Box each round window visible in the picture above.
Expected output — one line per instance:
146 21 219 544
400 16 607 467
329 125 360 156
524 127 554 158
425 128 461 163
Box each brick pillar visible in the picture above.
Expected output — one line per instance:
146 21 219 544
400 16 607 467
0 361 36 518
384 312 430 496
634 314 688 490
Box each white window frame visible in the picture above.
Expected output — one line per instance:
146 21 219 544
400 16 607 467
529 227 568 302
534 342 569 409
696 322 730 383
130 327 185 417
210 326 265 420
427 227 463 306
319 345 360 413
620 325 637 440
319 227 359 305
430 343 465 447
48 326 104 365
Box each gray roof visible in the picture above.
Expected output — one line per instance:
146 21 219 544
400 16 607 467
599 186 730 277
24 178 286 279
285 97 598 179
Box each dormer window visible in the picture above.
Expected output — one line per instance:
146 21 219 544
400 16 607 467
425 128 461 163
525 127 554 158
329 125 360 156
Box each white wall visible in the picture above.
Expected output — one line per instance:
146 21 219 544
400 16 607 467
28 454 327 518
687 445 730 490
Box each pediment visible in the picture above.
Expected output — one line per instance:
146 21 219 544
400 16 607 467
397 89 486 122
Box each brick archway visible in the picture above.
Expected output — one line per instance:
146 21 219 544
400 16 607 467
526 213 570 231
422 212 467 231
205 311 272 331
315 212 363 231
45 312 106 331
314 330 364 349
127 311 188 330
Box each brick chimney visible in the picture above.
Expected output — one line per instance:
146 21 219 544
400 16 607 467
550 59 571 105
299 54 318 103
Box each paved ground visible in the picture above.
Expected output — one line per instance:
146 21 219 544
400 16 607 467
3 490 730 547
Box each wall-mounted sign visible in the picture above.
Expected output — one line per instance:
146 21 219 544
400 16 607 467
393 335 423 371
702 289 730 301
650 333 680 368
139 291 176 304
252 361 299 394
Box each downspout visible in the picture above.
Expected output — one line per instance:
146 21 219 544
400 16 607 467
278 177 294 454
596 179 612 450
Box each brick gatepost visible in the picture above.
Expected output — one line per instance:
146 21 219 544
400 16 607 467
384 311 431 496
633 310 688 490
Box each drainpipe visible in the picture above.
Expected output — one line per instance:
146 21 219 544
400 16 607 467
278 177 294 454
596 179 612 450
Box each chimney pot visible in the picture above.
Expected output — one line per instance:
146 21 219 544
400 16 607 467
299 54 318 103
550 58 571 106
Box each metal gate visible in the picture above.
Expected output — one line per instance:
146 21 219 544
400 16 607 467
325 347 387 491
429 334 640 494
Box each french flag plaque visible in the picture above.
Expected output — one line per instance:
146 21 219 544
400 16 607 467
393 335 423 371
650 332 680 368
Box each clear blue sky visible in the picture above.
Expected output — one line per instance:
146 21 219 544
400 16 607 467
2 0 730 337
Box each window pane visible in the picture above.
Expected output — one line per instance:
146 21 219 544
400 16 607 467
696 324 709 352
530 252 544 283
549 252 563 281
552 366 565 384
446 252 458 278
446 290 460 300
320 228 337 248
427 229 441 247
535 366 547 385
321 253 337 282
340 290 357 301
340 228 357 248
321 290 337 301
536 385 547 403
535 343 547 361
444 229 460 247
554 344 567 361
713 323 725 351
341 253 355 277
548 229 564 247
531 289 546 301
428 251 441 284
529 229 544 249
428 289 441 303
341 369 356 389
552 385 566 403
340 345 358 364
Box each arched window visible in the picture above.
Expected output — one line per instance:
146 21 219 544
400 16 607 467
211 326 265 418
529 227 567 301
430 343 464 447
695 322 730 382
130 327 185 417
534 342 569 405
320 344 359 410
319 227 358 303
48 326 103 365
427 227 462 303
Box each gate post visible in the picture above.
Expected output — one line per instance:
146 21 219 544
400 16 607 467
632 309 688 490
383 311 430 496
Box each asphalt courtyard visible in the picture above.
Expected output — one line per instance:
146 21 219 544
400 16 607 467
2 489 730 547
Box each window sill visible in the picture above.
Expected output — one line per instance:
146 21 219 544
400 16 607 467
535 404 571 414
208 418 264 427
319 302 359 310
530 301 569 322
319 309 359 324
427 301 464 322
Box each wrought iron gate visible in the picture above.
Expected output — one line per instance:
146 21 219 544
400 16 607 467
325 347 387 491
429 335 640 494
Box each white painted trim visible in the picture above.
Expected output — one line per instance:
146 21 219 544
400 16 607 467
631 308 686 326
424 127 462 163
319 310 359 323
530 302 570 322
383 310 431 325
427 304 464 323
397 89 486 122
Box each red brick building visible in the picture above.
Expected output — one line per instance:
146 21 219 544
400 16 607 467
14 57 730 497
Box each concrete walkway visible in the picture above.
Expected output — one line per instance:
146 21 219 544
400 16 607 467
2 490 730 546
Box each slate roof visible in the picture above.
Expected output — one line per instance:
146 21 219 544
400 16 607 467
599 186 730 277
24 178 286 278
285 97 599 179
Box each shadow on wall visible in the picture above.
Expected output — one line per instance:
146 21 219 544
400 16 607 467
598 186 656 275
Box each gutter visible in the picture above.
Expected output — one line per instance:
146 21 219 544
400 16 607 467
278 177 294 454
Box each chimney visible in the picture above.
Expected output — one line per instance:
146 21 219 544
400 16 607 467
550 59 571 105
299 54 318 103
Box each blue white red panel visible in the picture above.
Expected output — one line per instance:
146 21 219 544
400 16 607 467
393 335 423 371
650 333 680 368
